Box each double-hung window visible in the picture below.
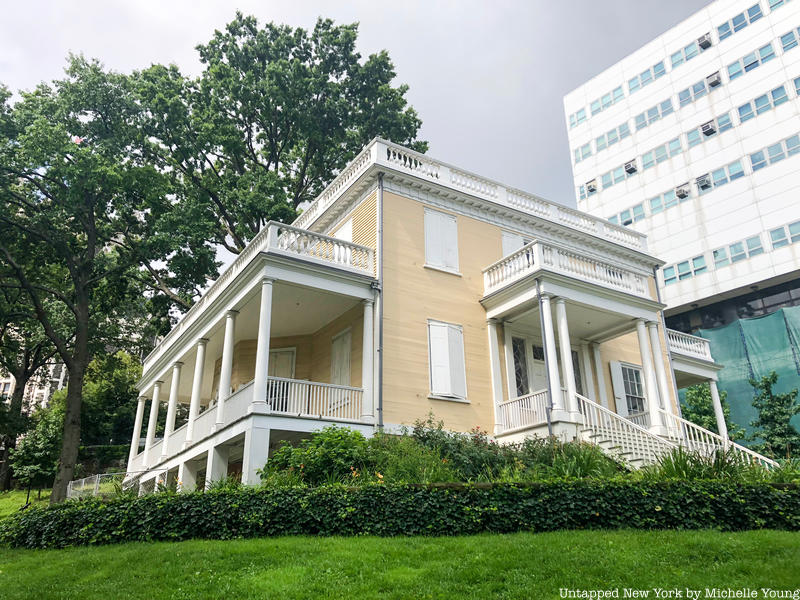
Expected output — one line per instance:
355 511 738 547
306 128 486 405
427 320 467 400
424 208 459 272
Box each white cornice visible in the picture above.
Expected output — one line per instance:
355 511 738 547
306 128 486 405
292 139 662 272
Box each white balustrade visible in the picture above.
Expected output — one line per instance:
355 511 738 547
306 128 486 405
577 394 678 465
265 376 364 422
626 411 651 428
658 409 777 467
666 329 713 361
498 389 549 433
269 222 374 274
483 240 649 298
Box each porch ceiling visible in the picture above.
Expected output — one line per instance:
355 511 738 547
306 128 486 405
504 298 636 343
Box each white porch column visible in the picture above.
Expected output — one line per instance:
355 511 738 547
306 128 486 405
709 380 729 443
177 460 198 492
251 278 274 412
647 321 672 413
215 310 238 426
487 319 505 434
242 422 271 485
360 299 374 422
580 342 595 402
591 343 609 408
555 298 579 416
142 381 162 469
539 294 563 412
503 323 517 400
161 362 182 460
184 338 208 447
205 444 230 489
127 396 146 470
635 319 663 431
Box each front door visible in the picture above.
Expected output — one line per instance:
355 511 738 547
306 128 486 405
268 349 295 379
530 345 548 392
331 329 352 386
267 349 295 411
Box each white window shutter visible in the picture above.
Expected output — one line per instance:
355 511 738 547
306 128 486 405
448 325 467 399
333 217 353 243
442 213 459 270
424 210 444 267
608 360 627 416
502 231 524 256
428 323 451 395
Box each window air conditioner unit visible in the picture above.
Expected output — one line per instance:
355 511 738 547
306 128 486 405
698 33 712 49
701 120 716 136
676 183 691 199
624 160 638 174
706 71 721 87
586 179 598 193
696 174 712 190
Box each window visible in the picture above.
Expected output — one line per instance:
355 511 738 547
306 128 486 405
588 86 624 118
728 43 775 80
771 226 789 248
718 4 763 41
718 113 733 132
629 62 666 93
730 242 747 263
790 221 800 243
795 77 800 95
687 129 702 147
574 142 592 163
668 137 682 156
747 235 764 256
428 320 467 400
671 40 702 69
787 135 800 156
569 108 587 128
594 122 630 154
739 102 755 122
767 142 785 163
331 330 352 387
772 85 789 106
754 93 771 114
635 99 673 131
677 260 692 280
511 337 529 397
781 30 798 51
728 160 745 180
750 149 767 170
693 255 707 275
650 196 663 214
424 209 458 272
632 204 645 221
769 0 789 8
700 160 744 194
663 265 676 285
678 80 711 107
621 365 645 415
713 247 730 267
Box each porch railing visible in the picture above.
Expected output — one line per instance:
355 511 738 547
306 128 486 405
658 409 777 467
66 472 133 499
577 394 678 465
498 389 549 433
666 329 713 361
267 376 364 422
482 240 649 299
626 411 651 428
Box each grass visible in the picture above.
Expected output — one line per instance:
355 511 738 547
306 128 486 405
0 530 798 599
0 489 49 519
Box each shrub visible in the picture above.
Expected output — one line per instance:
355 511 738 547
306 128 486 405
366 432 459 483
2 481 798 549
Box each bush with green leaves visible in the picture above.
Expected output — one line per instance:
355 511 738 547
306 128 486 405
2 481 799 549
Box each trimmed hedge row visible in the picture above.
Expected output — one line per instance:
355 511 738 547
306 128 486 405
2 481 799 549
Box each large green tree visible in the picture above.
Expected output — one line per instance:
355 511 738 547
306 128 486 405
132 15 426 308
0 57 175 502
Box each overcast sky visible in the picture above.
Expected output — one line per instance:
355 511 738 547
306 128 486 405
1 0 711 208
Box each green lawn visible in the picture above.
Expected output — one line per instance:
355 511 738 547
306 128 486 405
0 530 798 599
0 489 49 519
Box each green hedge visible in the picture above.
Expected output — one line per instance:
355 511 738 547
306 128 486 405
2 482 799 549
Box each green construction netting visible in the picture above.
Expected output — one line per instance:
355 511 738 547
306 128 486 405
694 305 800 438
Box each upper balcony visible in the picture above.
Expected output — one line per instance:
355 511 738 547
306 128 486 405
666 329 713 362
482 239 650 300
143 222 375 373
293 138 648 252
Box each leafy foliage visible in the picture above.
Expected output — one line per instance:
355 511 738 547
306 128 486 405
2 481 799 549
749 371 800 459
681 383 744 440
9 400 64 489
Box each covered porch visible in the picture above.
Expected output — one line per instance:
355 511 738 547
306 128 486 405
126 222 377 490
482 239 677 442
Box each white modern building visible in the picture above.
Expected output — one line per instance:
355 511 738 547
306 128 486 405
564 0 800 332
0 362 67 410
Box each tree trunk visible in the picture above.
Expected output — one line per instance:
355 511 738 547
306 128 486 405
0 377 27 490
50 359 86 504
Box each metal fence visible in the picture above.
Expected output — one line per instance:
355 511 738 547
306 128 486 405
66 472 140 499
